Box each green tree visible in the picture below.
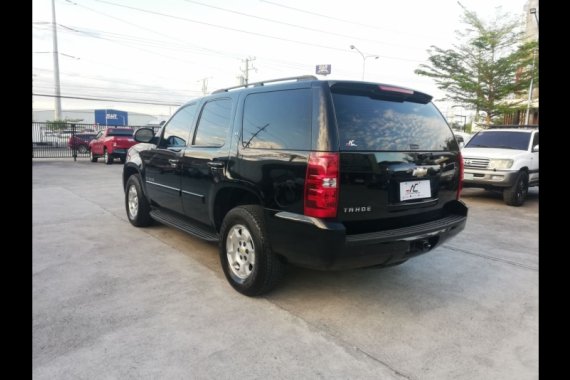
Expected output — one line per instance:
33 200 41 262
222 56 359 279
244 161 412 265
415 3 537 126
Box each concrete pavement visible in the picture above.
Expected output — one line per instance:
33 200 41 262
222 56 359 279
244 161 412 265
33 159 538 379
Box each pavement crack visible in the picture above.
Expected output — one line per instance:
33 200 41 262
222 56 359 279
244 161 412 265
269 302 413 380
443 244 538 271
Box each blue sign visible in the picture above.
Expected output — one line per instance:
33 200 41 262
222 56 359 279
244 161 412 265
94 109 128 126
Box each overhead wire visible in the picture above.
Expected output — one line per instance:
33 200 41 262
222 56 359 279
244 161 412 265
88 0 424 63
33 93 184 106
181 0 427 51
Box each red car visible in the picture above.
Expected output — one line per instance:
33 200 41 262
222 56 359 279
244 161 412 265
68 133 97 154
89 127 137 164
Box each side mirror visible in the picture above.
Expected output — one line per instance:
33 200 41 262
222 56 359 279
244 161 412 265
134 128 155 143
532 144 539 152
459 141 465 149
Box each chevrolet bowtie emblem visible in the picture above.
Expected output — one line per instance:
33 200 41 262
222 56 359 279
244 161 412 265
412 167 428 177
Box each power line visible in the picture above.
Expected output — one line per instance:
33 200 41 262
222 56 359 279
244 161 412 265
58 2 246 61
181 0 425 51
260 0 448 39
89 0 424 63
32 67 195 93
33 93 183 106
33 83 197 99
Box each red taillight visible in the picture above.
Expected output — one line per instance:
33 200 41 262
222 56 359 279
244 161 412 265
457 151 464 199
304 152 339 218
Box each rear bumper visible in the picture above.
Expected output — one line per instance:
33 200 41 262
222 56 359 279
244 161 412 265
110 148 128 158
265 201 468 270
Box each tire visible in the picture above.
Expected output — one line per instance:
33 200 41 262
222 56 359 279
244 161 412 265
104 149 113 165
125 174 152 227
219 205 285 296
503 171 529 206
90 149 98 162
78 145 88 154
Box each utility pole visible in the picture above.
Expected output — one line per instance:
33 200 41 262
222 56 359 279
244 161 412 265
197 77 211 95
524 7 539 125
51 0 62 120
240 57 256 85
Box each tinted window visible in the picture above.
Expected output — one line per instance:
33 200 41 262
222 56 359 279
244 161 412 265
332 93 455 151
242 89 311 150
194 99 232 147
465 131 531 150
162 103 198 148
107 128 134 136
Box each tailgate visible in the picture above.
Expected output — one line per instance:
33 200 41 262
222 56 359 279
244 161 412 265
330 82 461 230
338 151 460 223
112 136 136 149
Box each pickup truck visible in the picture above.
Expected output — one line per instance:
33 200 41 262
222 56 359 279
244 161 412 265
89 127 137 164
461 127 538 206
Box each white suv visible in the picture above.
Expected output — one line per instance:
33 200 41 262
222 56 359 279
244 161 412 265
461 127 538 206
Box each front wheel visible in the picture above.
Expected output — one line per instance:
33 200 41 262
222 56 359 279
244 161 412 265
125 175 152 227
219 205 285 296
90 149 98 162
503 171 529 206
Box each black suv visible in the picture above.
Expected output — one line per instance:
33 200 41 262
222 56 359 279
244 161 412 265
123 76 467 296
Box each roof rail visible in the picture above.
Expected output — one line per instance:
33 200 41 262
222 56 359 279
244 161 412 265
488 124 538 129
212 75 318 94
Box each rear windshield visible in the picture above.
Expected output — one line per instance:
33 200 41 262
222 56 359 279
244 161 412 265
107 128 133 137
332 93 456 151
465 131 531 150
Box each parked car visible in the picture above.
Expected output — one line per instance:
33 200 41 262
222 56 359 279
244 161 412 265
89 127 137 164
68 133 97 153
122 76 468 296
462 127 538 206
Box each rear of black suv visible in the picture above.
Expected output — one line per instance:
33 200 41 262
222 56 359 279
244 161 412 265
124 77 467 296
263 81 467 270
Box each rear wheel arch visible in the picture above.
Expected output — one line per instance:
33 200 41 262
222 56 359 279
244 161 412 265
212 186 262 232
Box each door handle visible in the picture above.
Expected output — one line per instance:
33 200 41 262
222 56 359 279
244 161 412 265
207 161 224 168
168 159 179 167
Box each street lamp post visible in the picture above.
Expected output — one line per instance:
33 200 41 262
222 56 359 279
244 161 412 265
525 8 539 125
350 45 379 80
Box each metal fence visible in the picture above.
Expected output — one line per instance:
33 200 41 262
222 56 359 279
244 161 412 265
32 122 154 159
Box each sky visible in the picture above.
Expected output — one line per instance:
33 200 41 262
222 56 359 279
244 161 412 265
32 0 531 121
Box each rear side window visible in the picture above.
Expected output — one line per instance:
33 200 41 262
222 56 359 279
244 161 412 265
242 89 311 150
332 93 456 151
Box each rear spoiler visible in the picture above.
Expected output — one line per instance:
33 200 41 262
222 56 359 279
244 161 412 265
330 82 432 104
